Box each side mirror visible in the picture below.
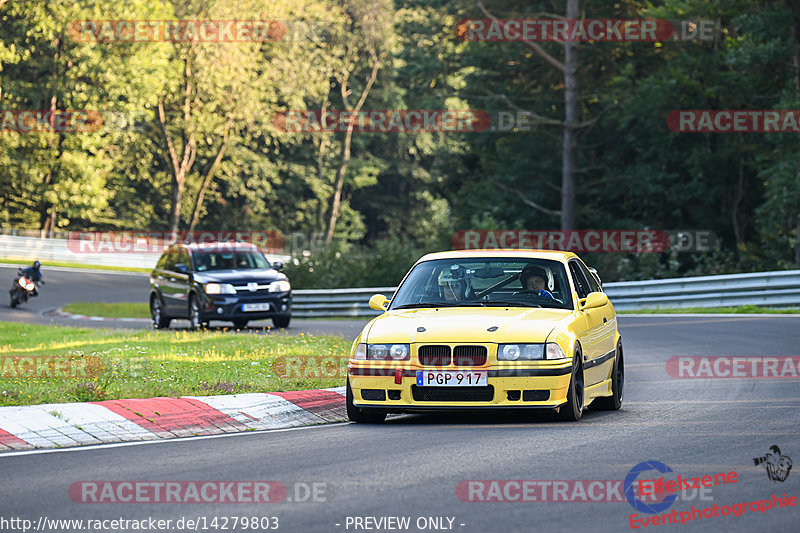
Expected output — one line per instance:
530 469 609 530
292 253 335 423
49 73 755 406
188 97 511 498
579 292 609 310
368 294 389 311
175 263 188 274
272 261 284 271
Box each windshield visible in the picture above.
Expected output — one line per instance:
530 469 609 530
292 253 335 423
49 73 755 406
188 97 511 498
192 251 271 272
389 258 573 311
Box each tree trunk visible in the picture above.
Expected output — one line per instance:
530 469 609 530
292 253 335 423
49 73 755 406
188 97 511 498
325 57 381 244
158 53 197 237
188 118 232 232
560 0 579 231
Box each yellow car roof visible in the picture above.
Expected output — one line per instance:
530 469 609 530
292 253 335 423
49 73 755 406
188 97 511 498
415 249 579 264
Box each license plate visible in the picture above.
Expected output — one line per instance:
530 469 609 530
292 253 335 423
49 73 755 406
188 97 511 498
416 370 488 387
242 303 271 312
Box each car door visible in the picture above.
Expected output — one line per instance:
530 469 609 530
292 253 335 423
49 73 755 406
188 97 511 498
577 259 617 359
159 246 182 315
568 260 606 387
171 248 192 315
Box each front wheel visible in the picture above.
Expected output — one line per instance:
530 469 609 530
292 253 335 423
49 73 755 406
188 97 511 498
188 295 208 330
346 379 386 423
593 343 624 411
556 349 584 421
9 291 17 308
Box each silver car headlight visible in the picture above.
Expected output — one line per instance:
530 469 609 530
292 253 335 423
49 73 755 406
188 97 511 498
545 343 567 360
268 280 291 293
498 344 544 361
367 343 410 361
205 283 236 295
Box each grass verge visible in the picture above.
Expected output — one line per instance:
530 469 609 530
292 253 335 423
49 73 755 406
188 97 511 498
62 302 150 318
0 321 349 406
618 305 800 314
0 257 150 273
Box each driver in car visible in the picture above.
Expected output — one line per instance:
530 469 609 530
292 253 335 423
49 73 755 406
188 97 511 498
438 264 469 302
519 264 556 301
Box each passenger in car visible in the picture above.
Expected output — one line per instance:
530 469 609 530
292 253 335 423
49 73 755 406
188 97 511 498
519 264 556 301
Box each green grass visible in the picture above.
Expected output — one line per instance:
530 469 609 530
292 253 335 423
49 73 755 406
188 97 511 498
0 257 150 273
62 302 150 318
0 321 349 406
619 305 800 314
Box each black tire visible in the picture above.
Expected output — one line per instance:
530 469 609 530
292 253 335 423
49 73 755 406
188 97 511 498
10 292 17 308
346 379 387 423
150 295 170 329
232 320 249 329
188 295 208 330
593 342 624 411
556 348 584 421
272 314 291 328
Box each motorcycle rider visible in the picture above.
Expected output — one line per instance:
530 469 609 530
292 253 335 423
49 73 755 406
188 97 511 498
9 260 44 306
21 260 43 284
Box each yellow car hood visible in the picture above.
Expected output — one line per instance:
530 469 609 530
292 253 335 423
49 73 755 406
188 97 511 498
365 307 572 344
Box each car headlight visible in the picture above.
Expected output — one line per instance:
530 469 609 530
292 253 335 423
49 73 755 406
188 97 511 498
353 343 367 360
498 344 544 361
268 280 291 293
366 343 410 361
545 343 567 360
205 283 236 295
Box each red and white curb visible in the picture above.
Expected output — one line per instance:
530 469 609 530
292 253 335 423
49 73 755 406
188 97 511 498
0 387 346 452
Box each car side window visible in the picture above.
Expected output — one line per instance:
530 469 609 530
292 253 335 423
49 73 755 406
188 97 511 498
577 260 601 294
160 247 178 272
178 250 191 271
568 261 591 300
156 253 169 271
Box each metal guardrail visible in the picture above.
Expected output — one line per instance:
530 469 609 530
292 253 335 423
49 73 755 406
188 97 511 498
292 270 800 317
0 235 288 268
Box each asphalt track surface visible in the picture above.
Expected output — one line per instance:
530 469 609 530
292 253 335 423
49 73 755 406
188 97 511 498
1 265 799 532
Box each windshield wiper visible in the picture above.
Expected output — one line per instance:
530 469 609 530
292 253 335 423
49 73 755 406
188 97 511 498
393 302 486 309
482 300 542 308
393 303 458 309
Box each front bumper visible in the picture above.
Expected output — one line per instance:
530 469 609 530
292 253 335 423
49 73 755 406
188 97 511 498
200 292 291 321
349 362 573 412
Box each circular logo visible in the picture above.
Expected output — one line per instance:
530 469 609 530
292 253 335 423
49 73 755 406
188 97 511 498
624 460 677 514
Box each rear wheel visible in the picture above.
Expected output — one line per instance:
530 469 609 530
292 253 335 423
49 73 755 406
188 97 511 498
150 296 170 329
556 348 584 421
346 379 387 423
272 314 291 328
593 342 624 411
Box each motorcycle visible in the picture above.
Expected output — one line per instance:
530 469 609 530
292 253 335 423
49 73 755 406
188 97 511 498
9 269 43 308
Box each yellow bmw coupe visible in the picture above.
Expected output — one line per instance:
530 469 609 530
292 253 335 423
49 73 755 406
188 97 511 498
346 250 623 422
